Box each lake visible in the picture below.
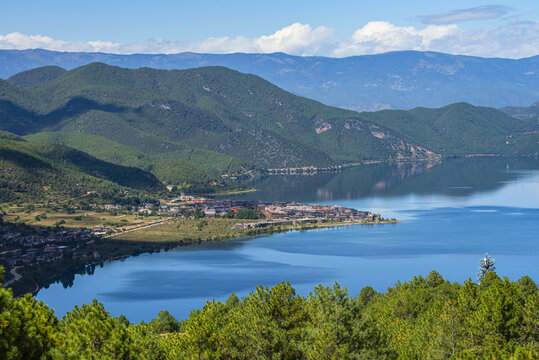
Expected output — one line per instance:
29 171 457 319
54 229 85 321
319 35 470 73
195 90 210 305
36 158 539 322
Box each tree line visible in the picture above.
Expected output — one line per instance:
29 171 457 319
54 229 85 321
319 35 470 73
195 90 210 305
0 265 537 359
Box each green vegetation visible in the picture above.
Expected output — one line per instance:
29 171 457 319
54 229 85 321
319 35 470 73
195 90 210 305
114 218 253 243
0 137 164 202
0 63 437 174
363 103 539 156
2 203 162 229
234 209 264 219
2 63 537 190
113 216 395 245
477 253 496 282
223 209 264 219
25 132 247 188
6 65 67 88
0 131 26 141
1 266 537 359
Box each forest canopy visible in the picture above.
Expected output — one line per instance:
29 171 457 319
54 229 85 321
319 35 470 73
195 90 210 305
1 266 538 359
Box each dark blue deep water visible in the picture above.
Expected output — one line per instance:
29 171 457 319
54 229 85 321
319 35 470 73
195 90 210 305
37 158 539 322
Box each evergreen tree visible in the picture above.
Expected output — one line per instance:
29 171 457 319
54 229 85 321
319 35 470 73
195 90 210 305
477 253 496 282
149 310 180 334
0 267 59 360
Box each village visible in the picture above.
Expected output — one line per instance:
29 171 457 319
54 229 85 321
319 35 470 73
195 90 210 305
91 197 376 225
1 197 384 288
165 197 375 229
0 225 99 283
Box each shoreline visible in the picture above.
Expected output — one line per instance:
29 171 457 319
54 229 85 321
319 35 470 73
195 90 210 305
2 198 397 297
218 155 539 179
16 218 398 297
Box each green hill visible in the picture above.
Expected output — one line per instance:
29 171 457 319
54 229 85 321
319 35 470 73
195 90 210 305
7 65 67 88
0 136 164 202
0 130 26 141
24 132 249 186
363 102 539 155
1 63 537 185
1 63 438 169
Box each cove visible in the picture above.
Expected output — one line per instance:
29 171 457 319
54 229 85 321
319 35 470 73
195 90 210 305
36 158 539 322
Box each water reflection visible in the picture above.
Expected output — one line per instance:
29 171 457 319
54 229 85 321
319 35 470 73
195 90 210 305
228 158 539 202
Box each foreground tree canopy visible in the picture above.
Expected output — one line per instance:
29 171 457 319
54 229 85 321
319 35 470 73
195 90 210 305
0 267 538 359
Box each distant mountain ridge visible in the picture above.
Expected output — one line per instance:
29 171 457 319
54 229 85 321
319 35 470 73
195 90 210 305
501 101 539 121
1 49 538 110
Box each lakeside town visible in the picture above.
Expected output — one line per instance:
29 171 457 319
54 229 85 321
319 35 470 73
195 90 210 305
1 197 393 291
165 197 377 226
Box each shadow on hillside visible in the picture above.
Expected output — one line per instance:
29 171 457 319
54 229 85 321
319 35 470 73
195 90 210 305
0 97 129 135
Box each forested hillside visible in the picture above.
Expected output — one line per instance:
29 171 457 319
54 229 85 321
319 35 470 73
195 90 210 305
24 132 244 188
6 65 67 88
1 267 537 359
1 63 537 188
0 63 442 179
0 136 164 202
363 103 539 155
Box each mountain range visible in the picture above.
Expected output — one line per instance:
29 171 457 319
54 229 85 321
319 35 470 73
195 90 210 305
0 62 537 194
1 49 538 111
500 101 539 121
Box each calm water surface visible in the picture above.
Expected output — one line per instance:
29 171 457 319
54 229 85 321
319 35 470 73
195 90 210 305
37 158 539 322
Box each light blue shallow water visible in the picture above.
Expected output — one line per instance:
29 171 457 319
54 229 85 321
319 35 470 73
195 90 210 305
36 159 539 322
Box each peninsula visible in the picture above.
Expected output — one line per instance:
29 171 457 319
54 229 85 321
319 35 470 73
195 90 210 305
1 197 396 296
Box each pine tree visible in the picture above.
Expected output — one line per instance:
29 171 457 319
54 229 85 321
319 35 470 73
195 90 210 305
477 253 496 282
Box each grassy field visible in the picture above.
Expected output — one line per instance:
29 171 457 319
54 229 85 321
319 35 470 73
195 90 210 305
113 218 250 243
112 218 389 244
2 204 162 229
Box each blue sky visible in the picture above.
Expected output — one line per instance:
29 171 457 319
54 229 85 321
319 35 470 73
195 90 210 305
1 1 538 58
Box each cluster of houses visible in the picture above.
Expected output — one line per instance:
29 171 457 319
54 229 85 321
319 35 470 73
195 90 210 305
92 203 156 214
93 198 374 224
0 226 96 267
174 199 373 226
1 197 373 283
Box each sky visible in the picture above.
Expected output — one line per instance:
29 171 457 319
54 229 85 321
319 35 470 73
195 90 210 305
0 0 538 58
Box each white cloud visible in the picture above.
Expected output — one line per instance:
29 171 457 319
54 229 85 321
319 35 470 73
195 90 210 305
332 20 539 59
333 21 459 56
193 36 257 54
0 32 120 53
254 23 334 54
426 20 539 59
1 20 538 59
192 23 334 55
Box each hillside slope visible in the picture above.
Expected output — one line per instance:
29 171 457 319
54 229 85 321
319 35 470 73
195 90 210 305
501 101 539 121
0 63 437 170
363 103 539 155
0 63 537 185
7 65 67 88
1 49 538 110
0 136 164 202
24 132 246 186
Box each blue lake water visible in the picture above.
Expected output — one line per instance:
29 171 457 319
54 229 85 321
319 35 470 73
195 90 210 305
36 158 539 322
